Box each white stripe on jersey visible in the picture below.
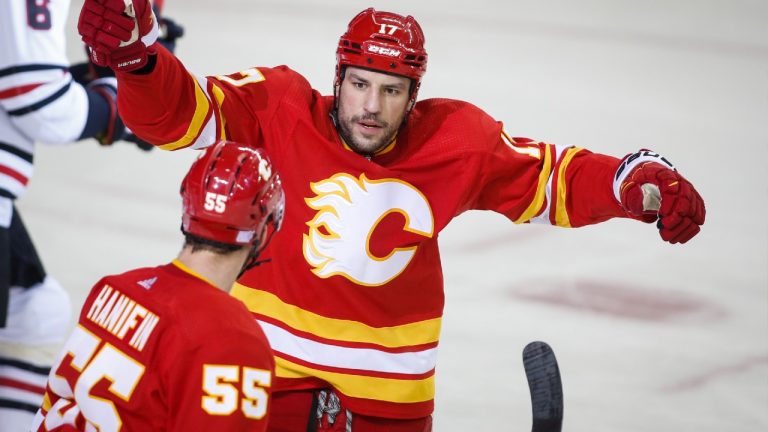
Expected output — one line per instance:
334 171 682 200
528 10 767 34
258 320 438 375
530 144 569 225
0 361 49 390
5 77 88 145
0 109 33 198
1 71 71 114
0 65 68 95
0 360 48 416
189 75 220 150
0 149 33 174
0 383 44 407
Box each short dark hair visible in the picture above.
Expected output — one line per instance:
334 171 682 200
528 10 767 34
181 229 243 255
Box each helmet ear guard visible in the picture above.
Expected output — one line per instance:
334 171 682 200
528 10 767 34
334 8 428 111
180 140 285 249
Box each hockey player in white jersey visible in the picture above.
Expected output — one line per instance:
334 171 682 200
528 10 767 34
0 1 180 430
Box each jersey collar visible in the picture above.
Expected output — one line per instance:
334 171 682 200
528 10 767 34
171 259 216 287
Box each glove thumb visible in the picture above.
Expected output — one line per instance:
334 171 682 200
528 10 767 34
621 182 660 223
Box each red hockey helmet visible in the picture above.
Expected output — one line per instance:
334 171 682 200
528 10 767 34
335 8 428 103
180 140 284 248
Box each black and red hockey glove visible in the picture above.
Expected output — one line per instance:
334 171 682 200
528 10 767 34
85 78 153 151
86 77 125 145
78 0 159 72
615 150 705 244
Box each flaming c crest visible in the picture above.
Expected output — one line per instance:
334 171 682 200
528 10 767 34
302 174 434 286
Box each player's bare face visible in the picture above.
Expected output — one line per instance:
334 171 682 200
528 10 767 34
337 67 410 156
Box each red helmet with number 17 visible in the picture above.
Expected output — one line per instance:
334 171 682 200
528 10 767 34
180 140 284 248
335 8 428 106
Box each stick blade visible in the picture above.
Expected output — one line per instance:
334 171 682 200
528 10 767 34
523 341 563 432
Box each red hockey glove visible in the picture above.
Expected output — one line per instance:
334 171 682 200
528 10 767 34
614 150 705 244
78 0 159 72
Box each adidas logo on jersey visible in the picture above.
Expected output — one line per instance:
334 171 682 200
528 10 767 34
137 277 158 290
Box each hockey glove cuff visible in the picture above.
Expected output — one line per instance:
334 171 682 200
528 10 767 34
614 150 705 244
86 77 125 145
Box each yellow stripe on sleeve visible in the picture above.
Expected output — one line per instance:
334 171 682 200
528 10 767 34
514 145 553 224
554 147 584 228
275 356 435 403
41 391 51 411
158 74 212 151
210 83 227 141
231 284 441 348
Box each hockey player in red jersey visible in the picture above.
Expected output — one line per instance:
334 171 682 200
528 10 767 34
32 140 285 431
78 3 706 431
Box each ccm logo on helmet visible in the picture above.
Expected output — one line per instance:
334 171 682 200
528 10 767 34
367 45 401 57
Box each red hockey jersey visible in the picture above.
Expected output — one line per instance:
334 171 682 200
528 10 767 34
116 47 629 419
32 260 274 431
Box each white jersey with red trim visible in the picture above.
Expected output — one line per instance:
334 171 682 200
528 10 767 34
0 0 90 199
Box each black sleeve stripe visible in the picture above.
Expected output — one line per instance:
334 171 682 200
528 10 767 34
7 81 72 117
0 189 17 199
0 143 34 163
0 64 68 78
0 357 51 375
0 399 42 413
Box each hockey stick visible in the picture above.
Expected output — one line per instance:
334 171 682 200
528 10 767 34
523 341 564 432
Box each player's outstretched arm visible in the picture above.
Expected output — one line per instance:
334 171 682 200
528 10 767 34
614 150 706 244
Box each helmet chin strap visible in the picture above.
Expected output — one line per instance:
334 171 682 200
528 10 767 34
237 227 278 278
237 250 265 279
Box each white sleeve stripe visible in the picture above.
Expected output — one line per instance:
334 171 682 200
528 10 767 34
0 142 33 163
187 75 219 150
6 80 71 116
0 387 45 405
0 68 69 97
0 64 67 78
530 144 569 225
0 364 49 386
0 176 27 198
0 153 33 178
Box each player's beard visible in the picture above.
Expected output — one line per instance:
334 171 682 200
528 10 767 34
336 112 400 157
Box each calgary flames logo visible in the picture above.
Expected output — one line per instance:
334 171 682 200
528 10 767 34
302 174 434 286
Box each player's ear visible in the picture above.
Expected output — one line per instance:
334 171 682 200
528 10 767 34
334 66 346 100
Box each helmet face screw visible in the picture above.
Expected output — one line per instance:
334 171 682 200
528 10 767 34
367 58 373 64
